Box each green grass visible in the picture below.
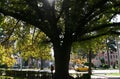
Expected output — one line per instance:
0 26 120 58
106 73 120 76
0 76 27 79
0 76 13 79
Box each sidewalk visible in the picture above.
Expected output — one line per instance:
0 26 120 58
91 74 120 79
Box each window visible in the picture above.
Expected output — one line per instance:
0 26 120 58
110 55 112 59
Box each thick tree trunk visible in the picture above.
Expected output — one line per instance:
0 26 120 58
88 50 92 79
53 42 73 79
107 50 110 68
40 58 44 70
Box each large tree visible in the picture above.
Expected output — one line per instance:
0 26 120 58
0 0 120 79
0 16 52 68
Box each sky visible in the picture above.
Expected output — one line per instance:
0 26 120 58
116 15 120 22
111 15 120 22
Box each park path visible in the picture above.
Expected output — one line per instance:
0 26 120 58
91 69 120 79
69 69 120 79
91 74 120 79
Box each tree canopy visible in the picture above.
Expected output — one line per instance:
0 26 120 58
0 0 120 79
0 16 52 67
0 0 120 42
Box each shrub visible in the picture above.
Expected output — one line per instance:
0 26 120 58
81 74 90 79
102 64 109 69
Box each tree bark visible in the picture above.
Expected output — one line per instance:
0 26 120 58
53 42 73 79
40 58 44 70
88 50 92 79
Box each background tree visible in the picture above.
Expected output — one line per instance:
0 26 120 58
0 44 15 67
1 0 120 79
0 16 17 67
0 16 52 68
72 35 108 79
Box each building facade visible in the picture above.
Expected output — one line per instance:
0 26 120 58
92 51 118 68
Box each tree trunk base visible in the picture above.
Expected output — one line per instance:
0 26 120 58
53 74 74 79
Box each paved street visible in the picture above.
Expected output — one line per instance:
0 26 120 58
69 69 120 79
92 69 120 74
91 69 120 79
92 74 120 79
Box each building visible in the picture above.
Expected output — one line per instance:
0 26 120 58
104 51 118 66
92 51 118 68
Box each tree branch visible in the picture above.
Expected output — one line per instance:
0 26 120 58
0 6 54 38
87 22 120 33
1 20 20 44
75 0 109 35
25 0 45 20
77 30 120 42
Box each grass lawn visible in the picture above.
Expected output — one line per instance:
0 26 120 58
0 76 13 79
0 76 27 79
106 73 120 76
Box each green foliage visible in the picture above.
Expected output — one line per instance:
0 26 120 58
84 62 95 68
100 58 105 64
101 64 109 69
80 74 90 79
0 0 120 78
0 44 15 67
15 28 52 60
0 16 52 66
106 36 117 51
72 35 108 54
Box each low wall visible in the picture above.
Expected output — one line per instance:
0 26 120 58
0 69 52 79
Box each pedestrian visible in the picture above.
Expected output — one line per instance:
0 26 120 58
51 64 54 73
50 65 54 79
